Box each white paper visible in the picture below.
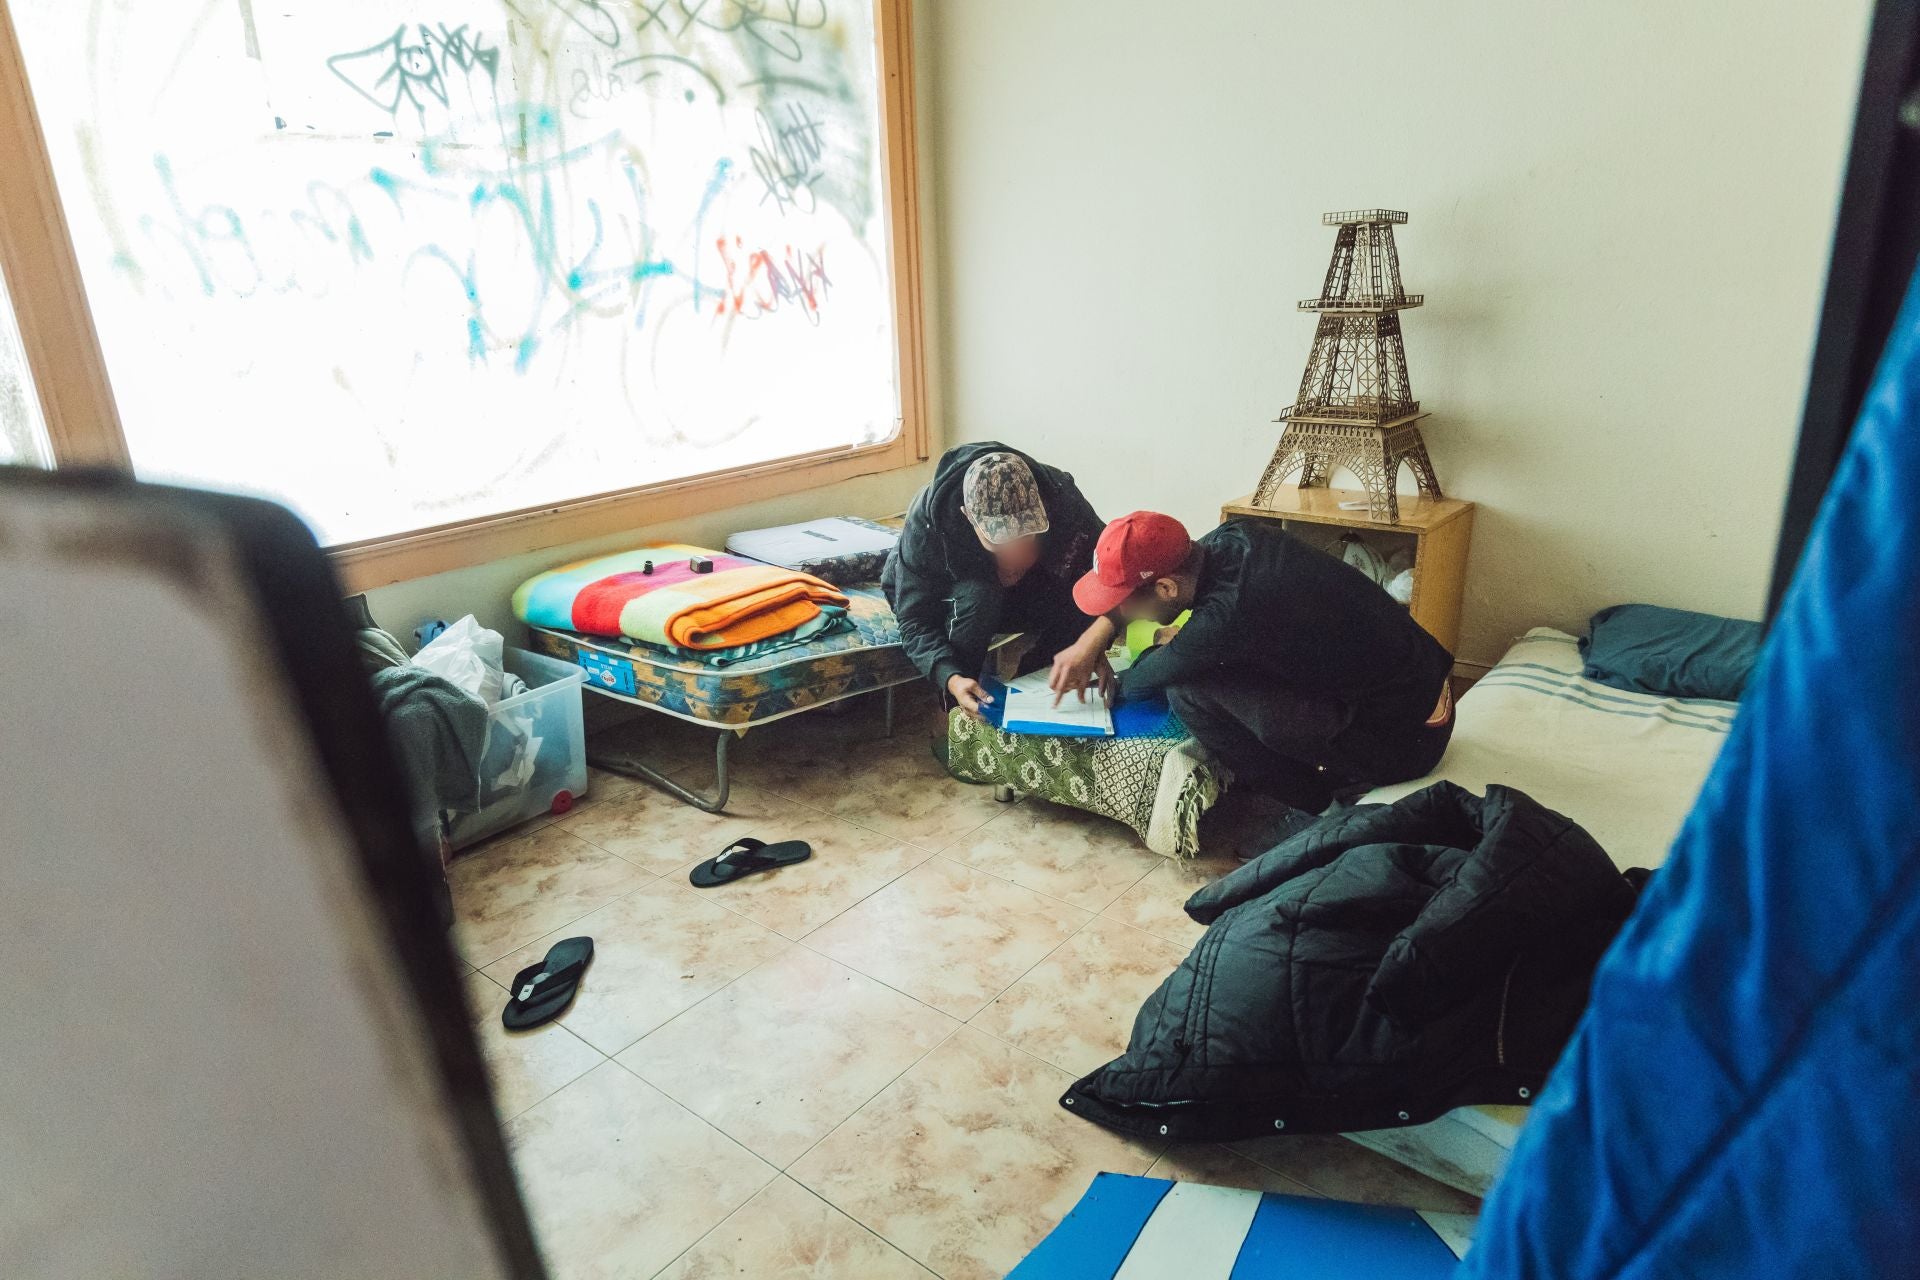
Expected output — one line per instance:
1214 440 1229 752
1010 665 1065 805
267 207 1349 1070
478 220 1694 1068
1005 669 1055 695
1001 684 1114 735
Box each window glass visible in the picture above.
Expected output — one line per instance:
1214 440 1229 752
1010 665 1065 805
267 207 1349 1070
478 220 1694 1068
14 0 900 542
0 267 51 468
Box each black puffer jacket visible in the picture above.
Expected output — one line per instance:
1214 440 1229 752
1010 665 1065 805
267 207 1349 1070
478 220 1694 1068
880 442 1102 694
1063 783 1645 1142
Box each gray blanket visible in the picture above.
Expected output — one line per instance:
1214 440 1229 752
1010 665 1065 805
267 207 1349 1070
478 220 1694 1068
371 665 488 850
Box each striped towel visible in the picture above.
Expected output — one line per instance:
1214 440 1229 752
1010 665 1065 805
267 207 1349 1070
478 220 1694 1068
512 544 849 650
1009 1173 1470 1279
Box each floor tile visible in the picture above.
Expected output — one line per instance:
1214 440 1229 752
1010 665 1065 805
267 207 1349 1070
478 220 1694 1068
619 948 956 1167
839 724 953 789
824 773 1009 852
586 712 716 776
463 971 603 1119
1145 1143 1320 1196
1097 854 1240 946
821 681 943 734
461 811 556 855
789 1026 1159 1280
655 1176 936 1280
555 778 792 876
946 800 1165 911
697 695 952 809
805 858 1089 1019
507 1062 774 1280
971 916 1189 1076
1227 1133 1483 1213
677 816 935 940
721 731 881 810
483 879 790 1054
576 765 669 815
450 824 652 967
894 694 953 740
810 686 943 742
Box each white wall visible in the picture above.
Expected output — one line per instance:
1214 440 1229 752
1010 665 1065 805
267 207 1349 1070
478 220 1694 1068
923 0 1871 664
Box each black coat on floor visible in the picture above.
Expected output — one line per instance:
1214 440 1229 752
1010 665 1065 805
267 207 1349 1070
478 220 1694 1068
1062 782 1645 1142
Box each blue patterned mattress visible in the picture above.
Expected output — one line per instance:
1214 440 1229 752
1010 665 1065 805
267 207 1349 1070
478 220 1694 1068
528 586 917 726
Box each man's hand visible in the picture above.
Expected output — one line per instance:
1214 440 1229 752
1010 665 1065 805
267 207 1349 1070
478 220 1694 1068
1153 622 1183 647
946 674 994 720
1048 643 1118 709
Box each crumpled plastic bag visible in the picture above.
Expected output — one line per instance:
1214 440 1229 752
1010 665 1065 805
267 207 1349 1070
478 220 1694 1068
410 614 505 704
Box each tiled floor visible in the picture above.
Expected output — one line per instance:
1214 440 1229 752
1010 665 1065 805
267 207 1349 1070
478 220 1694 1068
454 690 1478 1280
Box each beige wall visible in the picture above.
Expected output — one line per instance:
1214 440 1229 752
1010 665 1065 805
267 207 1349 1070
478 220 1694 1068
922 0 1870 665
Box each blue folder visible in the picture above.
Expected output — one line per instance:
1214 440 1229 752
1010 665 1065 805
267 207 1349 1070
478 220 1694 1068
981 674 1178 739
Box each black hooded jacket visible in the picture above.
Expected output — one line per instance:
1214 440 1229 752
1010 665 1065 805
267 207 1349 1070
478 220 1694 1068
881 442 1103 694
1062 783 1646 1142
1117 519 1454 736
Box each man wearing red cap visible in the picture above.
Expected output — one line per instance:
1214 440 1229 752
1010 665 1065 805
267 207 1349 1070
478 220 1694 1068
1065 511 1455 811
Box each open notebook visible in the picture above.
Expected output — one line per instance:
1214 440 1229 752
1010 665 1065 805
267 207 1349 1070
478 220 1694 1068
999 669 1115 736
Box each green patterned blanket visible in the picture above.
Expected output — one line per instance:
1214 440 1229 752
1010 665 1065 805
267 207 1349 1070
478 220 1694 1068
945 709 1224 859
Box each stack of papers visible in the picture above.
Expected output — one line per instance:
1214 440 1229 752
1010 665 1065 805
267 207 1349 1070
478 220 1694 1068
1000 670 1115 737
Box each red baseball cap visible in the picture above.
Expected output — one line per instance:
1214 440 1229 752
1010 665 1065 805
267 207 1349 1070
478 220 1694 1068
1073 511 1193 615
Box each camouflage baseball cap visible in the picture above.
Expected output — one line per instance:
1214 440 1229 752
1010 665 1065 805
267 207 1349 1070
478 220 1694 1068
962 452 1050 545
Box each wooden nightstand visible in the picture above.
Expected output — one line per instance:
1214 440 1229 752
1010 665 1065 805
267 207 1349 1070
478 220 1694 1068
1221 486 1476 654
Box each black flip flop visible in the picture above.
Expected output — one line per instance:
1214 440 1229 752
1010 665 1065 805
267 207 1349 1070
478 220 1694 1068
502 937 592 1031
689 836 812 888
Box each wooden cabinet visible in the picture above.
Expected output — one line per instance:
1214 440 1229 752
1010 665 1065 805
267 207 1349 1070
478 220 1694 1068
1221 486 1476 655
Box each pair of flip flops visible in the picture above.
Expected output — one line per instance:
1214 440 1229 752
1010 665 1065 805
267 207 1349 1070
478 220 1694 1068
689 837 812 887
497 838 811 1032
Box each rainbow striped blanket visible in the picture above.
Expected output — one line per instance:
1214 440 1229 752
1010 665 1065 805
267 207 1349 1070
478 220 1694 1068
512 544 849 652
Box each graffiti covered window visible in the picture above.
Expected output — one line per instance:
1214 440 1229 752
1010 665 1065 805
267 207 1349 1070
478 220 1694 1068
12 1 907 545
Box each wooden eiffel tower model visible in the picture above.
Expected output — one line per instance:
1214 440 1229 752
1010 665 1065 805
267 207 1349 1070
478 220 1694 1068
1253 208 1441 523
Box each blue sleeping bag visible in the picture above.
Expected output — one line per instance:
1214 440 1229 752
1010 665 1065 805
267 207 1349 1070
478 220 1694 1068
1465 274 1920 1273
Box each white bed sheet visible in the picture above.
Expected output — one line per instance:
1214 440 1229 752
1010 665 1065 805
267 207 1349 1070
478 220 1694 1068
1346 627 1737 1194
1366 627 1736 871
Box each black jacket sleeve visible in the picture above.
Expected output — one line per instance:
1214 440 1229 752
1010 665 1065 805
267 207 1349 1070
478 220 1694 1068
882 542 968 693
1116 603 1230 699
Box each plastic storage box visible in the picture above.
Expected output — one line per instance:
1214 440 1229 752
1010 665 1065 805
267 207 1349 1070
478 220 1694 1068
447 647 588 851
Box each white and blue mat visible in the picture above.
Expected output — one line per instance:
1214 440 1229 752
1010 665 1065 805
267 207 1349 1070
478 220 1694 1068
1009 1173 1472 1279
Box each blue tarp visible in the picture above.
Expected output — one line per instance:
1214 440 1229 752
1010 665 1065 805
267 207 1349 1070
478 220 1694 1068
1007 1173 1459 1279
1466 273 1920 1274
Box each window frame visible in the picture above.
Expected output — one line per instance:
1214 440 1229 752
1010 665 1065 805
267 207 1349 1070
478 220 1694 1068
0 0 928 591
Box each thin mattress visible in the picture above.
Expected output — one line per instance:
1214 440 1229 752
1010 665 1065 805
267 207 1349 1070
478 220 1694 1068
1348 627 1737 1194
527 585 917 727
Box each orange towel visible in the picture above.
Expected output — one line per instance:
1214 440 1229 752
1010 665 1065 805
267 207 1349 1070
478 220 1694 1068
618 564 850 651
668 577 848 649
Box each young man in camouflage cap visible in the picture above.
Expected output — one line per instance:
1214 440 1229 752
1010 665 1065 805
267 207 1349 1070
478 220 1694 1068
881 443 1114 716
